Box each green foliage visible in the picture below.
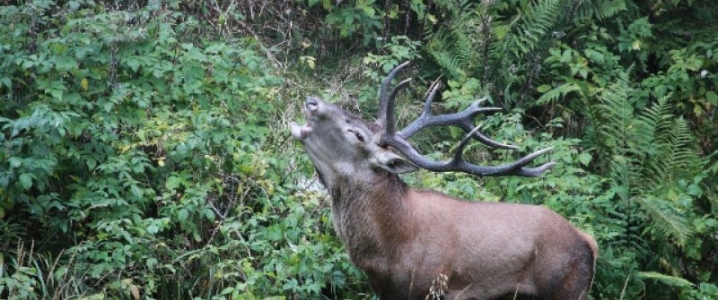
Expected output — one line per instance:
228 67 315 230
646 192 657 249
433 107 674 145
359 35 422 106
574 0 627 22
0 1 365 299
492 0 563 61
308 0 384 46
1 0 717 299
419 0 574 108
422 0 478 79
539 51 712 297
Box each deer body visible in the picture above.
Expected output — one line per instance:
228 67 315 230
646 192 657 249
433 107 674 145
324 165 595 300
291 63 597 299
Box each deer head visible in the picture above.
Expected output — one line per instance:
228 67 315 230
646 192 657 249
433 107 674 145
290 96 418 182
291 62 555 180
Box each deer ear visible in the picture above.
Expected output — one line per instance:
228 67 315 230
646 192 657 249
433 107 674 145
372 151 418 174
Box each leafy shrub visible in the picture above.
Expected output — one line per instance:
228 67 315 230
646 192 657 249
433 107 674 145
1 1 717 299
0 1 366 299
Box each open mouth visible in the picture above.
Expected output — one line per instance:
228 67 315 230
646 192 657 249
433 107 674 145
290 122 312 140
290 97 318 140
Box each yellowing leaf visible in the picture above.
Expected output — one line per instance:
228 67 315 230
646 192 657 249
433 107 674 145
239 164 253 175
537 84 552 93
300 56 316 70
130 284 140 300
81 78 88 92
632 40 642 50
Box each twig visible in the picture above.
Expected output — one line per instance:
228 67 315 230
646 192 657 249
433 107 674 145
619 272 631 300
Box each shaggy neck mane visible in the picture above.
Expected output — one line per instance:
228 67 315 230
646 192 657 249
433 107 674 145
326 170 416 263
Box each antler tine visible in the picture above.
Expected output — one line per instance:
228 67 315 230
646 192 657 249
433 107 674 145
383 128 555 177
377 61 412 129
452 125 483 162
451 127 555 176
398 94 519 150
385 78 413 136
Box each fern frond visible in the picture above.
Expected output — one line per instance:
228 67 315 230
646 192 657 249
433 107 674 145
634 195 692 246
636 97 703 190
497 0 562 59
535 82 581 105
575 0 627 22
594 76 702 248
632 96 665 154
608 157 631 201
423 0 480 79
596 72 635 157
636 271 694 288
664 118 703 177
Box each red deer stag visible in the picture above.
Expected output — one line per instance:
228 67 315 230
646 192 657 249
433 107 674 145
290 62 597 300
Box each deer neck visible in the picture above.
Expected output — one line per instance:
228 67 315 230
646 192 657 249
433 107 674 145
327 169 415 265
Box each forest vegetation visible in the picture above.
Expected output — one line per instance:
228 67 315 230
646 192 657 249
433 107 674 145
0 0 717 299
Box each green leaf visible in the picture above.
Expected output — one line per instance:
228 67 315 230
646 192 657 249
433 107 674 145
146 257 158 269
9 157 22 168
687 184 702 196
126 58 141 72
584 49 605 64
267 224 283 241
19 173 33 190
49 89 64 101
706 91 718 105
203 208 215 221
147 224 159 234
560 49 572 63
635 196 692 246
578 152 592 166
86 158 97 170
0 77 11 89
54 57 78 71
536 84 552 93
130 184 143 198
178 209 189 221
308 0 320 8
68 1 80 10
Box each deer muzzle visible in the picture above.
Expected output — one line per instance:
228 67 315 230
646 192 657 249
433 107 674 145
290 97 320 140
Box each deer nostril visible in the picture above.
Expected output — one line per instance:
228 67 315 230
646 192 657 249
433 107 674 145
306 97 319 111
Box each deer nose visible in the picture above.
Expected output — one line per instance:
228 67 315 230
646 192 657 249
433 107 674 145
306 97 320 111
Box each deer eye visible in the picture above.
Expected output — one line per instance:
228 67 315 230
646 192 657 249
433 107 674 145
348 129 365 142
354 132 365 142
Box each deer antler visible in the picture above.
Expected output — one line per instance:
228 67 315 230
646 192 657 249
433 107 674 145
375 62 556 177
